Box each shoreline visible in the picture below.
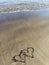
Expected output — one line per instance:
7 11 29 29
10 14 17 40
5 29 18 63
0 8 49 14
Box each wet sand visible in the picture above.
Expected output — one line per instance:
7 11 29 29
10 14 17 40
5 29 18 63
0 10 49 65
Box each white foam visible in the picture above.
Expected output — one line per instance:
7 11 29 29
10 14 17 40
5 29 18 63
0 8 49 14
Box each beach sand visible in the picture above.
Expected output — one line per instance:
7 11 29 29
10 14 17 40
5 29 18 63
0 10 49 65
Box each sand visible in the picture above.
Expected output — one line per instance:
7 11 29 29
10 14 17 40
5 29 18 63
0 10 49 65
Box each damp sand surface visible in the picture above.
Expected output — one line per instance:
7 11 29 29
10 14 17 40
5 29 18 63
0 10 49 65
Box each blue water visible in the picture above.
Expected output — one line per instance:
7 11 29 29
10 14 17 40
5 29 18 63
0 0 38 2
0 0 48 4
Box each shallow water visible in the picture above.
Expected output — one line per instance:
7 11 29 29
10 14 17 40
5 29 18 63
0 9 49 24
